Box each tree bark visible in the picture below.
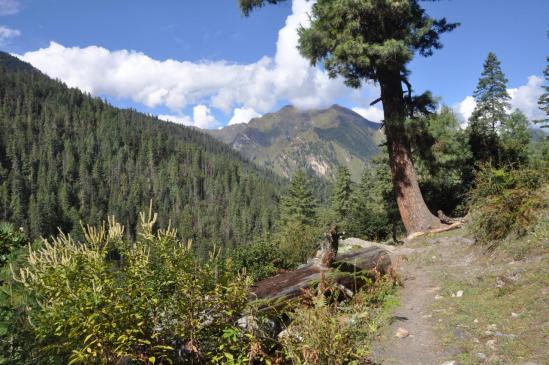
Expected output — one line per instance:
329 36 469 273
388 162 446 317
378 67 441 235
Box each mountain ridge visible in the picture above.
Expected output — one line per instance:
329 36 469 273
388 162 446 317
209 104 384 181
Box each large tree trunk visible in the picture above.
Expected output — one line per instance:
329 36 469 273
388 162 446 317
378 68 441 235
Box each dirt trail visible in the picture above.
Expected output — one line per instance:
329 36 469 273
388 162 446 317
371 239 462 365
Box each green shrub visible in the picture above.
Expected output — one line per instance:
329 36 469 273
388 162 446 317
230 238 283 281
0 222 26 269
469 165 549 245
274 221 322 269
280 278 397 365
7 210 255 364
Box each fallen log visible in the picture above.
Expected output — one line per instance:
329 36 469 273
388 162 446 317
249 245 392 305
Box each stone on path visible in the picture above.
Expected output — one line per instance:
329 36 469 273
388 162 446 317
395 327 409 338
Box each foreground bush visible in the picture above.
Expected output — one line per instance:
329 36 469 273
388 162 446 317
469 164 549 246
280 277 397 365
230 221 322 281
0 222 26 269
7 209 253 364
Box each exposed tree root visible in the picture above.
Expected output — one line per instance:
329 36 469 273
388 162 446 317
406 221 464 240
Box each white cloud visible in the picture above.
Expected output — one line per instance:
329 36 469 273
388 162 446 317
192 104 218 129
157 114 193 126
351 106 384 123
16 0 379 128
508 75 544 121
228 107 262 125
0 0 20 15
0 25 20 44
453 75 545 126
158 104 218 129
453 96 476 126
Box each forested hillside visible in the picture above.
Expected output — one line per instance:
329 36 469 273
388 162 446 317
0 52 280 253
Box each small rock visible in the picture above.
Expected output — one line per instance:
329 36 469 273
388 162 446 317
455 290 464 297
432 255 437 259
459 237 475 245
511 312 519 318
454 328 467 339
473 318 479 323
494 331 516 340
237 315 258 331
395 327 409 338
441 361 456 365
435 294 444 300
423 314 432 318
486 339 497 351
477 352 487 360
487 324 497 331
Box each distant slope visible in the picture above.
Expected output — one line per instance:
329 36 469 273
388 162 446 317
209 105 383 181
0 52 281 253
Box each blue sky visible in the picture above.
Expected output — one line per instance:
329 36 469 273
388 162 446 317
1 0 547 128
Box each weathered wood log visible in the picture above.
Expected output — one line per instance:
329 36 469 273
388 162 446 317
249 245 392 305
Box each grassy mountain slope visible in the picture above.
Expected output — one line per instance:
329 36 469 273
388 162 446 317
0 52 281 254
209 105 383 181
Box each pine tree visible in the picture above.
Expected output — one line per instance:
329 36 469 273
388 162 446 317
280 170 317 225
331 166 352 220
468 52 510 164
240 0 459 235
408 107 473 214
499 110 530 165
538 55 549 130
348 156 398 241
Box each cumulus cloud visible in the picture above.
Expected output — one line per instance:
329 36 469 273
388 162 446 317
192 105 218 129
0 0 20 15
351 106 384 123
0 25 20 44
508 75 544 121
16 0 380 128
228 107 262 125
158 104 218 129
453 96 476 126
157 114 192 126
453 75 545 126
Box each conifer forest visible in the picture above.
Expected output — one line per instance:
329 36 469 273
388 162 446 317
0 1 548 364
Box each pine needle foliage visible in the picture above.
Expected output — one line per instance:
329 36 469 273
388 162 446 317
537 54 549 128
468 52 511 164
331 166 353 221
280 170 318 226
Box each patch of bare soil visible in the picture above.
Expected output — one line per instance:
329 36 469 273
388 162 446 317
371 234 472 365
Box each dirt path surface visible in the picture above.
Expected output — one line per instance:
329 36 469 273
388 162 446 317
371 241 461 365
